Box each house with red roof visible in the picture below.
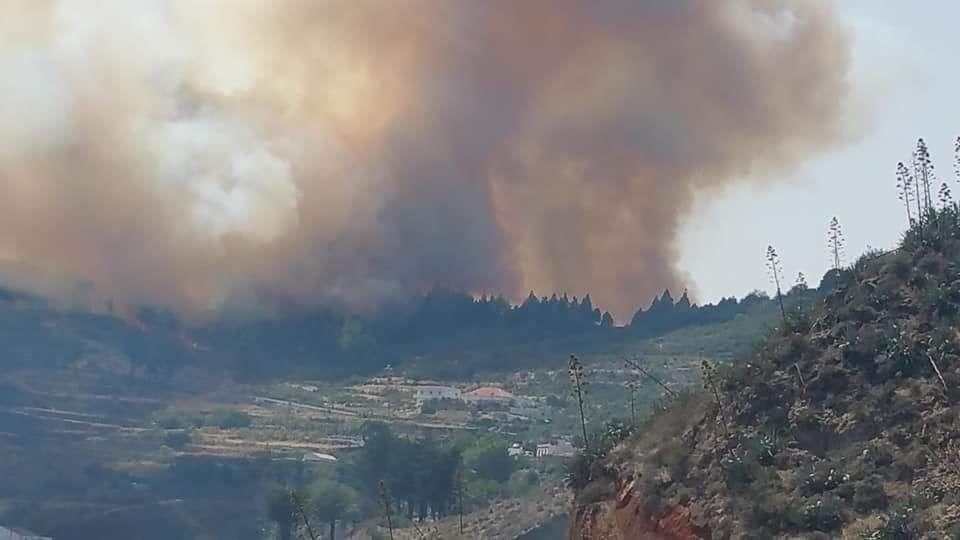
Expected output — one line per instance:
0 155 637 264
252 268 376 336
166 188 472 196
462 386 518 405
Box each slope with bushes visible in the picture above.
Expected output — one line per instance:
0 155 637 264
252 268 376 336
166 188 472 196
571 210 960 539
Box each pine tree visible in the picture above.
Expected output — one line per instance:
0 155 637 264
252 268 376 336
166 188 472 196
676 289 692 310
660 289 674 306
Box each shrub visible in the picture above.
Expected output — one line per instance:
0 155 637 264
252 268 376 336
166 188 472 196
745 431 782 467
463 435 515 483
565 451 617 495
577 480 615 505
883 252 913 281
754 493 805 532
801 462 847 495
591 420 634 458
508 469 540 494
804 495 844 531
854 248 887 275
565 453 593 491
209 409 252 429
722 449 752 488
853 477 888 512
878 326 923 379
163 429 192 449
153 411 203 429
860 503 915 539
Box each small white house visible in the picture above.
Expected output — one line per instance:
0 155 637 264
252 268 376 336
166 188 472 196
414 385 461 404
535 441 577 458
0 526 53 540
304 452 338 462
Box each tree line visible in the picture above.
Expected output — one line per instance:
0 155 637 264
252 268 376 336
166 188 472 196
266 422 517 539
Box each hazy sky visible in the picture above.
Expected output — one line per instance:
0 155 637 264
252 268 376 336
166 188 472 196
680 1 960 302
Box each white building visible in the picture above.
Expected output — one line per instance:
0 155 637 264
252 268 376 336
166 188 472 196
509 401 545 418
535 441 577 458
0 526 53 540
414 385 461 403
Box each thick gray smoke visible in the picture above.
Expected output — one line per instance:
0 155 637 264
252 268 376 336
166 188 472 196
0 0 852 319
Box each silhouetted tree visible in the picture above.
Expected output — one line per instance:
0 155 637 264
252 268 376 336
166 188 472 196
625 379 641 425
914 138 935 218
827 217 845 271
676 289 692 311
267 490 296 540
896 161 915 226
568 355 589 454
699 359 727 434
291 490 318 540
938 182 953 209
462 436 514 483
456 466 465 534
794 272 808 292
309 480 359 540
378 480 395 540
766 245 786 323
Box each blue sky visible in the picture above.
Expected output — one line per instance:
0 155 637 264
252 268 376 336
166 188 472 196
680 1 960 302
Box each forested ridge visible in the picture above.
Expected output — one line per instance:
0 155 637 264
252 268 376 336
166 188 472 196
0 272 836 380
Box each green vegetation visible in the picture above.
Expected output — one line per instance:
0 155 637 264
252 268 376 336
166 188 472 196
307 480 360 540
255 422 527 538
153 408 252 430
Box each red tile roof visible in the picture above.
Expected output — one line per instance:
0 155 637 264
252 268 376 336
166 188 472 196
465 386 516 399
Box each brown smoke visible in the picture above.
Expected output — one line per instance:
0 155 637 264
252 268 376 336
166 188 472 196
0 0 852 319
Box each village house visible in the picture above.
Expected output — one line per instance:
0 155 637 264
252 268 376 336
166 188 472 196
535 441 577 458
462 386 518 405
414 385 461 404
0 526 53 540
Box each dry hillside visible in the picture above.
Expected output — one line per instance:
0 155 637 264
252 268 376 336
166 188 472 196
571 211 960 539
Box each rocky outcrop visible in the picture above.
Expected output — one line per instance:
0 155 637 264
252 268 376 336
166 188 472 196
570 479 707 540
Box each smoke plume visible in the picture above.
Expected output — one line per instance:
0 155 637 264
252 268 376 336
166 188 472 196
0 0 852 319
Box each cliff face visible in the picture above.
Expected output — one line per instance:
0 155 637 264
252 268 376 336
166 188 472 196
570 217 960 539
570 478 706 540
